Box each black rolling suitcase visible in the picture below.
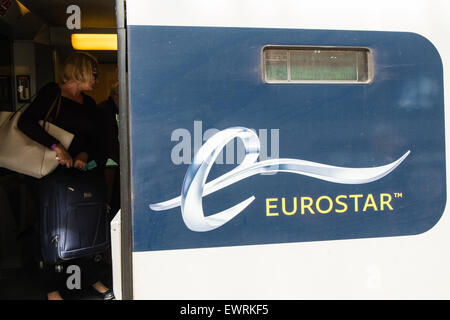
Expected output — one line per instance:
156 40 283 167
39 168 110 264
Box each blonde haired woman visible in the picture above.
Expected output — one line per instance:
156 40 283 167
19 52 100 170
18 52 114 300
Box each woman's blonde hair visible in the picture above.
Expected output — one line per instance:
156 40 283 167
61 52 98 83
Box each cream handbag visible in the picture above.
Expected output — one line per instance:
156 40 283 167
0 95 74 178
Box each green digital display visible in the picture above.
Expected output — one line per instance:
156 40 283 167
264 47 370 83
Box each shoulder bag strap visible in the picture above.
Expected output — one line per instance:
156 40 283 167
42 93 62 128
6 93 37 121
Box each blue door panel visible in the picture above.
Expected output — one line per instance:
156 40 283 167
127 26 445 251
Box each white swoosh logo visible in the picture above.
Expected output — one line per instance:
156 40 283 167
150 127 410 232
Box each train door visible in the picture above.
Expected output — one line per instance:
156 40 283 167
114 0 450 300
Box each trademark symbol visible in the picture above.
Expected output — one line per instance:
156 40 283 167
394 193 403 198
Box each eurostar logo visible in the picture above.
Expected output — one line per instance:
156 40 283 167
150 127 410 232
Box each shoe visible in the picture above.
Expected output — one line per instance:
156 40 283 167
99 289 115 300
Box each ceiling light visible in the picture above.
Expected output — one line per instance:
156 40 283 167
15 0 30 16
71 33 118 51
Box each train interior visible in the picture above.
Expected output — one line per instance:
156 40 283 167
0 0 119 300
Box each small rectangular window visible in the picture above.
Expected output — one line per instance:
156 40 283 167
264 50 288 81
263 46 372 84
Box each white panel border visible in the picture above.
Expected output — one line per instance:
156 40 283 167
127 0 450 299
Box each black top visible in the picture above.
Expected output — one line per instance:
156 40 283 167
97 97 120 167
17 82 101 162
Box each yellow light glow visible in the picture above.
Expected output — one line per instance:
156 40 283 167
71 34 118 51
16 0 31 16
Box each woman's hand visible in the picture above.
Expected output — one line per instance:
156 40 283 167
54 143 73 168
74 152 88 171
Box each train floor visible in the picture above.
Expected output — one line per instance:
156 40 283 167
0 261 114 300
